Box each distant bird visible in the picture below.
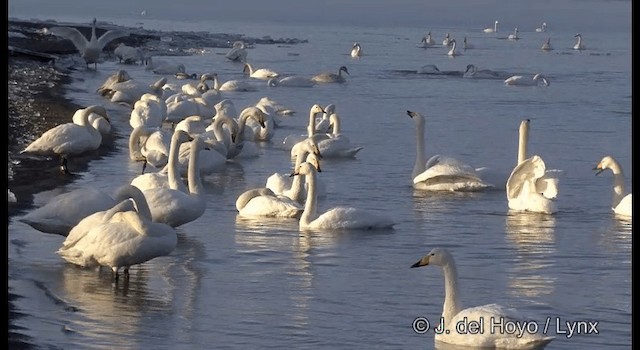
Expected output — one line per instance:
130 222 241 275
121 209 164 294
535 22 547 32
507 28 519 40
350 42 362 58
483 20 499 33
447 39 460 56
541 37 553 51
225 41 248 62
573 33 586 50
442 33 452 46
48 18 128 70
462 36 474 50
504 74 549 87
311 66 350 84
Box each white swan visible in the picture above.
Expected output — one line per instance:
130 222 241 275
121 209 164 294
442 33 452 46
507 28 519 40
316 113 364 158
541 37 553 51
315 103 336 134
146 57 186 75
114 43 144 64
141 133 208 227
506 119 560 214
71 105 111 134
216 106 266 159
573 33 585 50
243 63 280 80
292 162 395 230
19 186 129 236
350 42 362 58
483 20 499 33
211 73 258 92
48 18 128 69
96 69 130 96
462 36 474 50
417 36 429 48
225 41 247 62
107 77 167 107
311 66 349 84
504 74 549 87
425 31 436 45
411 248 555 348
21 105 107 174
284 104 327 152
268 76 316 88
57 185 177 281
536 22 547 32
235 187 303 218
594 156 632 218
447 39 459 56
129 93 166 129
407 110 491 191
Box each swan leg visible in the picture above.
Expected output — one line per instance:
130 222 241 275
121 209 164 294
60 157 73 175
141 159 148 174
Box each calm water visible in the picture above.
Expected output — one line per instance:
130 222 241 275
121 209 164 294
8 1 631 349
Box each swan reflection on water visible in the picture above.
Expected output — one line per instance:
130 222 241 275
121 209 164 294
504 211 557 301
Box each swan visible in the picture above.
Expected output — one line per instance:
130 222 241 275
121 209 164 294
47 18 128 69
541 37 553 51
176 72 198 80
483 20 499 33
114 43 144 64
425 31 436 45
243 63 280 80
447 39 460 56
71 105 111 134
442 33 452 46
292 162 396 231
225 41 248 62
141 133 208 227
407 110 492 192
108 77 168 107
508 28 519 40
504 74 549 87
506 119 560 214
96 69 130 96
129 93 166 129
130 128 193 192
462 36 474 50
536 22 547 32
416 64 443 75
411 248 555 348
350 42 362 58
594 156 632 218
315 103 336 134
19 186 134 236
267 137 324 204
573 33 585 50
463 64 501 79
245 107 276 142
21 105 107 174
284 104 327 152
311 66 349 84
151 61 186 75
215 106 266 159
268 76 316 88
235 187 303 218
57 185 177 281
316 113 364 158
211 73 258 92
417 36 429 48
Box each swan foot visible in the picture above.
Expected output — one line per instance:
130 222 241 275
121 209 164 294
141 160 148 174
60 157 73 175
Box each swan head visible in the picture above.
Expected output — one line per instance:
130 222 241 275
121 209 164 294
593 156 618 175
574 33 582 38
310 104 326 115
406 110 425 126
339 66 350 75
305 153 322 172
464 64 475 73
410 248 454 268
495 20 499 24
290 161 318 177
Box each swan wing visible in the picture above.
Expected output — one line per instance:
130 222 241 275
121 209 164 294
96 29 129 49
48 26 88 52
239 195 302 218
307 207 395 230
414 156 488 190
506 155 547 200
614 194 632 217
535 169 562 199
23 123 99 156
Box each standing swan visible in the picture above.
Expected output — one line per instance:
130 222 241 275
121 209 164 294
573 33 585 50
48 18 128 70
506 119 560 214
21 105 108 174
292 162 396 231
407 111 491 192
411 248 555 348
350 42 362 58
483 20 499 33
594 156 632 218
311 66 350 84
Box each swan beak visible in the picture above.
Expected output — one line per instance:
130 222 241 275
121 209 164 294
289 171 299 177
258 115 266 128
406 110 416 118
411 256 430 268
593 164 605 176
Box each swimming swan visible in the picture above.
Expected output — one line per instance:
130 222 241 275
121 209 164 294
21 105 108 174
594 156 632 218
463 64 501 79
541 37 553 51
483 20 499 33
225 41 248 62
48 18 128 69
407 110 492 191
57 185 177 281
211 73 258 92
283 104 326 151
235 187 303 218
504 74 549 86
267 137 324 203
243 63 280 80
411 248 555 348
442 33 452 46
292 162 396 231
506 119 560 214
535 22 547 32
507 28 519 40
268 76 316 88
447 39 460 56
573 33 585 50
350 42 362 58
311 66 350 84
315 113 364 158
314 103 336 134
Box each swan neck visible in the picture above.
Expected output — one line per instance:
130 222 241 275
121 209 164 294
331 114 341 135
288 152 307 203
126 187 153 220
187 141 204 195
517 122 529 165
128 126 145 159
441 262 463 325
413 117 427 180
212 75 221 90
167 133 186 191
307 109 317 137
608 162 626 208
300 169 318 226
